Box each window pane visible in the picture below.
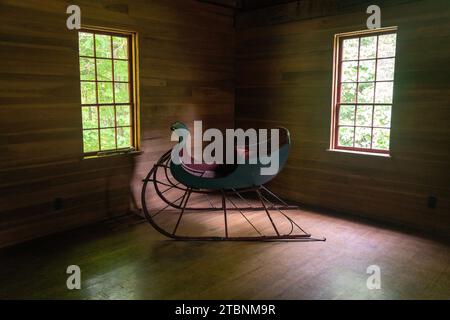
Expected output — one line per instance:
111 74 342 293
359 36 377 59
113 37 128 59
378 34 396 58
355 127 372 148
116 105 131 126
99 105 115 128
79 58 95 81
377 58 395 81
80 82 96 104
373 105 392 127
95 35 112 58
79 32 94 56
98 82 114 103
115 83 130 103
117 127 131 148
342 61 358 83
358 60 375 82
356 105 373 126
372 128 390 150
82 106 98 129
83 129 99 152
357 82 374 103
342 38 359 60
340 83 357 103
375 82 393 103
339 105 355 125
114 60 129 82
97 59 112 81
100 128 116 150
338 127 354 147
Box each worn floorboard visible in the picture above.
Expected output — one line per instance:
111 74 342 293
0 201 449 299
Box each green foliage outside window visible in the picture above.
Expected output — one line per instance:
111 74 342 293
337 31 396 152
78 31 133 153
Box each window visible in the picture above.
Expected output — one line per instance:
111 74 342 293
331 27 397 154
78 28 139 156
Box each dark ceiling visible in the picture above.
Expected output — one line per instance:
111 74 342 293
197 0 297 10
240 0 297 10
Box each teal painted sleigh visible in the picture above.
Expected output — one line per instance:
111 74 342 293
141 122 325 241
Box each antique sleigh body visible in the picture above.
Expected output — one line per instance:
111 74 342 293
141 122 325 241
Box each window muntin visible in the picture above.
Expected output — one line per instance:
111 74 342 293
332 28 397 154
78 29 137 155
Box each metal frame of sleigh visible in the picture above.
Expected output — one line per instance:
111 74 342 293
141 122 325 242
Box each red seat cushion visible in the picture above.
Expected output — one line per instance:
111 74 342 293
181 161 237 178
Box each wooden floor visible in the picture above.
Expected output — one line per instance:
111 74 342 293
0 197 449 299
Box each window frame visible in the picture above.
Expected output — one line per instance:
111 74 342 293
330 27 397 155
78 26 140 157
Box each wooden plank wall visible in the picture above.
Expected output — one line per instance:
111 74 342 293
235 0 450 235
0 0 235 248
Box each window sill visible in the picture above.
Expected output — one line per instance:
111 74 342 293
326 148 391 158
83 149 143 160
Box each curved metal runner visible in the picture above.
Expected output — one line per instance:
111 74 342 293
141 150 326 242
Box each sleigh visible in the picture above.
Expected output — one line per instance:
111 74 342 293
141 122 325 241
